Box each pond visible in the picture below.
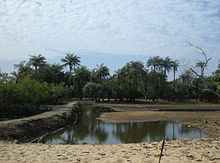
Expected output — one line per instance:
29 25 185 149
43 107 208 145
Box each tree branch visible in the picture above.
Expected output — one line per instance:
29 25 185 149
188 42 212 78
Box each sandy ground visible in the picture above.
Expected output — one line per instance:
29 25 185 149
1 101 220 163
1 137 220 163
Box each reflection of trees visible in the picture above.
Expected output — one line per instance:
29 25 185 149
44 129 76 144
44 107 206 145
93 125 108 143
83 107 108 143
45 107 109 144
113 121 167 143
172 122 176 140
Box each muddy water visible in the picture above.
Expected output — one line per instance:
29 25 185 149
43 107 208 144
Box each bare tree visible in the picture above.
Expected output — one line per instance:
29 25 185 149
188 42 220 98
188 42 212 78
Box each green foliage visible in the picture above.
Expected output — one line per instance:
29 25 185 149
0 80 20 107
36 63 65 84
147 56 163 71
0 77 71 117
92 63 110 83
218 84 220 93
73 66 91 99
83 82 101 102
0 72 13 83
1 50 220 119
147 71 166 101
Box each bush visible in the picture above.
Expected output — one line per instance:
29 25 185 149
0 77 71 118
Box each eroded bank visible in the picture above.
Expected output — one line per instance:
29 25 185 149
0 101 83 142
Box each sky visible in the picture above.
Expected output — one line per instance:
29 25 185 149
0 0 220 78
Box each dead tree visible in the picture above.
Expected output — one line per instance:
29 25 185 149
188 42 212 78
188 42 220 99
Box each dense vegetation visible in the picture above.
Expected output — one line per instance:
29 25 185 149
0 47 220 118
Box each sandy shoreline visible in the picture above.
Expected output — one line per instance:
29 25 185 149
1 137 220 163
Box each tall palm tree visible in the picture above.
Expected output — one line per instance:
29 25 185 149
161 57 172 76
74 66 91 99
28 54 46 71
127 61 145 71
171 60 179 82
94 63 110 83
147 56 162 71
61 52 80 73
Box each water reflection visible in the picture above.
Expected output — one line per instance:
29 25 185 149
44 107 208 144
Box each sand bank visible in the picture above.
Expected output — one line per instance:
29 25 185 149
1 137 220 163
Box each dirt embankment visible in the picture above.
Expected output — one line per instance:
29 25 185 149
0 101 83 142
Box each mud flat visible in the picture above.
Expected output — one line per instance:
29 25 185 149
98 103 220 137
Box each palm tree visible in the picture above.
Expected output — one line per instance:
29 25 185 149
74 66 91 99
127 61 145 71
61 52 80 73
94 63 110 83
28 54 46 71
14 61 33 78
37 63 64 84
147 56 162 71
161 57 172 76
171 60 179 82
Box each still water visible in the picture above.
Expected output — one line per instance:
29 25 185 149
44 107 208 144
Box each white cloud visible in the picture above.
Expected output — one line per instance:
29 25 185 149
0 0 219 73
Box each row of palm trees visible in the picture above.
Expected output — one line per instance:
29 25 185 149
8 52 220 102
24 53 179 81
27 52 80 72
10 53 179 101
147 56 179 81
1 52 219 119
